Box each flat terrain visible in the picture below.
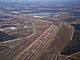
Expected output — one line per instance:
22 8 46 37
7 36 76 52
0 15 74 60
0 1 80 59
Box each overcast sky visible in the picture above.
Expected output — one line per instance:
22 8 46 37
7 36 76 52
0 0 59 2
0 0 79 2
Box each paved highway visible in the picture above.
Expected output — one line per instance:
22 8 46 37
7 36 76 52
38 24 74 60
13 26 58 60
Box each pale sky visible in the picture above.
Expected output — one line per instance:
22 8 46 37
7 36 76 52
0 0 79 2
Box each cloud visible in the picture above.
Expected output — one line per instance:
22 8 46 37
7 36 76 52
0 0 79 2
